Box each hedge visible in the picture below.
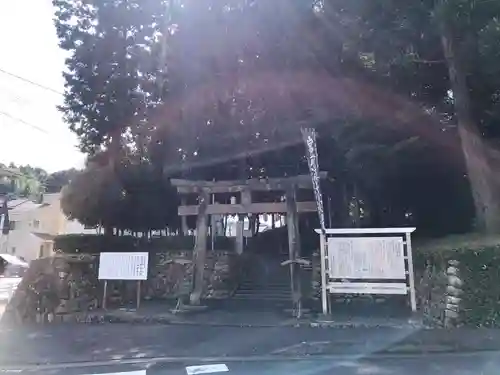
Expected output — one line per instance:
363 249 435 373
415 234 500 327
53 234 235 254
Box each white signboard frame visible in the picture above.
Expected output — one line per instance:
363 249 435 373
98 252 149 281
327 237 406 280
315 228 416 315
98 252 149 310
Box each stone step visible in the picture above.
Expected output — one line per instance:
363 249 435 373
231 294 292 301
240 281 290 289
237 291 290 296
237 287 290 294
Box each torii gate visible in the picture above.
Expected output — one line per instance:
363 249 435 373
171 173 326 311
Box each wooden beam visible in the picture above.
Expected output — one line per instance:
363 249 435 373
178 201 318 216
171 173 327 194
314 227 416 234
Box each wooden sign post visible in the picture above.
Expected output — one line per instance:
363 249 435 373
315 228 417 315
98 252 149 310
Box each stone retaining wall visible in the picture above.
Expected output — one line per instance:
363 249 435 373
3 250 242 324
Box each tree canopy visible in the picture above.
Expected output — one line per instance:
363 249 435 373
60 152 178 234
52 0 500 236
0 163 47 199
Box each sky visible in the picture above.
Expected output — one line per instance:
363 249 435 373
0 0 85 173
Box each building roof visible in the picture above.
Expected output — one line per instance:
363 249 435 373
0 168 22 178
7 199 45 213
0 254 28 267
31 232 56 241
41 193 61 205
6 193 61 214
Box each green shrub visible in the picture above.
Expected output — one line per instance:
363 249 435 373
455 247 500 327
54 234 234 254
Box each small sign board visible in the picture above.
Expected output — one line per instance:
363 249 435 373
98 252 149 281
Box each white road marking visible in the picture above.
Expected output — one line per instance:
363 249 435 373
84 371 146 375
186 364 229 375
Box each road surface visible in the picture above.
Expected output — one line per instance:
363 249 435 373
1 323 500 373
7 349 500 375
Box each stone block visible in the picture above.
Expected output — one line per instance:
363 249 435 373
446 285 462 297
445 295 461 305
447 275 463 287
445 309 459 318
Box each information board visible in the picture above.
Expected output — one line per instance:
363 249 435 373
98 252 149 280
327 237 405 279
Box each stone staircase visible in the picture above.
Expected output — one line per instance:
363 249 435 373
230 255 292 307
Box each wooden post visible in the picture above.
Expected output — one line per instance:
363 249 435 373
319 233 328 315
237 188 251 253
405 232 417 312
181 196 188 235
190 189 209 305
285 185 301 314
235 221 244 255
136 280 141 310
103 280 108 310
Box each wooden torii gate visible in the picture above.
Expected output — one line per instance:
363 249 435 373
171 173 327 309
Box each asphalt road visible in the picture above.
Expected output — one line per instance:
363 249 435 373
2 324 500 374
10 351 500 375
0 324 424 367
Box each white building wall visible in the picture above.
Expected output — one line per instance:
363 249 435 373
64 219 97 235
2 194 97 262
2 210 43 262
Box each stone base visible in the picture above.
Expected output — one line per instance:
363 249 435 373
282 308 312 317
171 304 209 314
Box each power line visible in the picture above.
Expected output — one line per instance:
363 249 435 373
0 67 64 96
0 110 49 134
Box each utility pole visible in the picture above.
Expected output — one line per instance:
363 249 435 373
0 195 9 253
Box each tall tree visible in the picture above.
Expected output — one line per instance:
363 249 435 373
53 0 167 156
436 0 500 232
316 0 500 233
45 168 79 193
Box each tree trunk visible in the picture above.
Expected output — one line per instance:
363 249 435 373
441 20 500 233
351 183 361 228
